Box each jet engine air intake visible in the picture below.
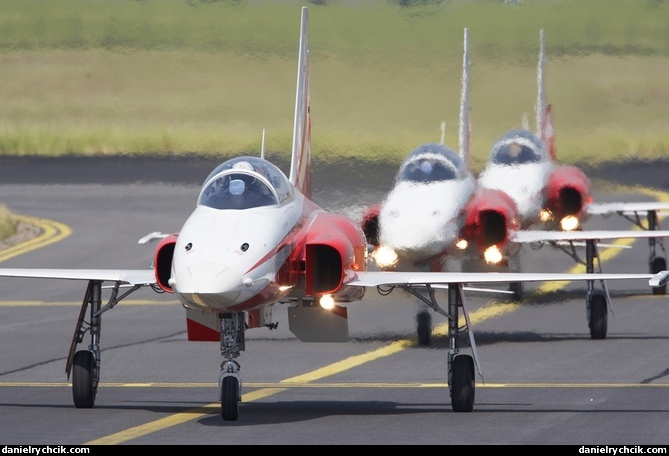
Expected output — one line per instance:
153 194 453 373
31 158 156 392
154 235 178 293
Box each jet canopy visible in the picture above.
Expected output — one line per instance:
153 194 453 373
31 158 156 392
198 156 292 210
397 143 468 184
490 130 547 166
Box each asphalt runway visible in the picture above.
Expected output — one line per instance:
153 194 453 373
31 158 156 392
0 156 668 445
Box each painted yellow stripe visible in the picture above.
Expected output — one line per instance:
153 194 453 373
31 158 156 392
0 215 71 262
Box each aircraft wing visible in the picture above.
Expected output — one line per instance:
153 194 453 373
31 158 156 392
348 270 659 288
0 268 156 286
587 201 669 216
510 229 669 243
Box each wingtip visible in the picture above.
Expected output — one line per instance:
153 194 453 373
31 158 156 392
649 270 669 288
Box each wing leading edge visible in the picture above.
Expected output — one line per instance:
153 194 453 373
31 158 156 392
0 268 156 286
347 270 661 288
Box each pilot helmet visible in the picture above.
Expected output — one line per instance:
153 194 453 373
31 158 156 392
232 161 256 186
420 161 433 174
232 161 254 171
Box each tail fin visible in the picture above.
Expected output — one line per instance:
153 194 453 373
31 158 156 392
535 28 556 160
288 6 312 198
459 27 472 170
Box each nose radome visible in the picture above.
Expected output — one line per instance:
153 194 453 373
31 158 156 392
173 263 244 308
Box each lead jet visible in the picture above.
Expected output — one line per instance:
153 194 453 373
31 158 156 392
0 9 666 419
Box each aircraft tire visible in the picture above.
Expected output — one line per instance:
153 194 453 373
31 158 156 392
451 354 475 412
416 311 432 347
651 257 667 295
221 376 240 421
72 350 96 409
587 291 608 340
509 282 524 302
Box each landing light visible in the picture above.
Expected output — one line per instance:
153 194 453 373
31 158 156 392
539 209 553 222
373 245 398 268
484 245 503 264
319 294 335 310
560 215 579 231
456 239 468 250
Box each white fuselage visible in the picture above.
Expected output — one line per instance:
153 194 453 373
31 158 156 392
478 161 554 225
170 194 304 311
378 175 476 263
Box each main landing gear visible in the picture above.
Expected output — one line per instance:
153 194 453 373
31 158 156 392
67 280 147 409
382 282 480 412
548 237 613 339
607 208 667 295
645 211 667 295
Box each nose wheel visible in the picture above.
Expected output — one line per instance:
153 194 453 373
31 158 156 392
220 374 240 421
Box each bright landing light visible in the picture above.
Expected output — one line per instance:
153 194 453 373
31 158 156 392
319 294 335 310
560 215 579 231
484 245 503 264
373 245 399 268
539 209 553 222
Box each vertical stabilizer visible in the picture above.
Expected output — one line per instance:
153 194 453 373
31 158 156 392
535 29 546 137
459 27 471 170
288 7 312 198
536 28 556 160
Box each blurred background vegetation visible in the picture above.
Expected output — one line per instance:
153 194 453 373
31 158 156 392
0 0 668 171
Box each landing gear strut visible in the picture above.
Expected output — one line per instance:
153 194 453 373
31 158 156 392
647 211 667 295
610 208 667 295
219 312 245 421
66 280 144 409
385 282 480 412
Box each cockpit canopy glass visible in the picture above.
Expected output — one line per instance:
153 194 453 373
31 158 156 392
198 156 292 210
397 143 466 184
490 130 547 165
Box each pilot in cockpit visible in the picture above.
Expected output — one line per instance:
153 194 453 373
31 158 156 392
228 161 275 208
495 141 540 165
403 158 456 183
200 160 278 209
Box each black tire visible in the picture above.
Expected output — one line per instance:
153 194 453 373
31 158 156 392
221 376 240 421
416 311 432 347
651 257 667 295
72 350 96 409
451 354 475 412
509 282 524 302
587 292 608 340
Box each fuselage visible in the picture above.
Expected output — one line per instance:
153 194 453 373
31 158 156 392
478 129 553 228
478 160 554 227
379 178 477 262
377 143 477 265
168 156 308 313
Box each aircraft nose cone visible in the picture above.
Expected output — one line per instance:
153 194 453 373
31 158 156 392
382 218 452 259
173 262 243 309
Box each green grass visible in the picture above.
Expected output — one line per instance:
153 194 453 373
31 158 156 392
0 204 18 240
0 0 668 171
